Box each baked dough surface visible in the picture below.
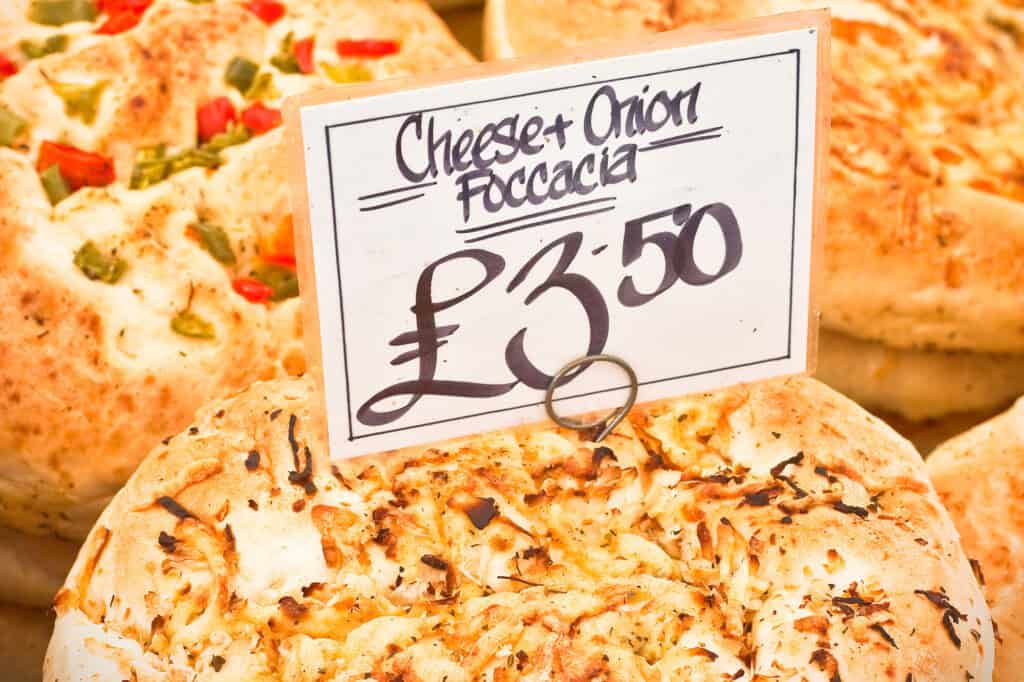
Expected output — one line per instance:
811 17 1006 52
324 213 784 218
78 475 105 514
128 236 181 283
46 376 992 680
0 0 472 538
486 0 1024 354
929 401 1024 682
815 328 1024 421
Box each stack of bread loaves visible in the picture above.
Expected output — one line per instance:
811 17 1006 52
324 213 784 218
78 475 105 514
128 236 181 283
485 0 1024 454
482 0 1024 677
0 0 471 678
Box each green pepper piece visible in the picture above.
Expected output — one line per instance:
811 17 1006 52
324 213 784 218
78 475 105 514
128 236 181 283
27 0 96 26
20 34 68 59
167 147 221 175
129 144 168 189
171 310 215 339
270 53 300 74
49 80 107 124
203 124 249 153
252 264 299 301
189 222 236 265
244 72 279 101
39 164 70 205
225 57 258 94
321 62 372 84
129 159 168 189
74 241 126 284
128 145 167 187
136 144 166 163
270 33 300 74
0 107 28 148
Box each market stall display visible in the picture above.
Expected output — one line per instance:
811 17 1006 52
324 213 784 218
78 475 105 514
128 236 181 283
0 1 1016 680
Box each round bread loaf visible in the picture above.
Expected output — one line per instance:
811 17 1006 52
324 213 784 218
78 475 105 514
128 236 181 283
0 0 472 547
928 400 1024 682
484 0 1024 424
46 376 993 680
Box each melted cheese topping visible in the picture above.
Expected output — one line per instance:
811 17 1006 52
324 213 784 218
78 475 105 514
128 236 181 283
48 377 994 681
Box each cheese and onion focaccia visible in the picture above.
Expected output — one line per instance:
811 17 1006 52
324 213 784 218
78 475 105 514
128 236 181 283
484 0 1024 433
46 375 992 681
0 0 472 550
929 401 1024 682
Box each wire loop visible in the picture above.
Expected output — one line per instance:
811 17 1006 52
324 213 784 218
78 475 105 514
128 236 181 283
544 354 638 443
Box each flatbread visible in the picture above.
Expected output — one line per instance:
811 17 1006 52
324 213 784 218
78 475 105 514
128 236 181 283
46 376 993 680
929 400 1024 682
0 0 472 543
483 0 1024 418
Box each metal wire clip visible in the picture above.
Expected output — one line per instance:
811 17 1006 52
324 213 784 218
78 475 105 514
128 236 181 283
544 354 639 443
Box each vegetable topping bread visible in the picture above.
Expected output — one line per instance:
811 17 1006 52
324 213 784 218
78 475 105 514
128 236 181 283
0 0 471 554
928 400 1024 682
46 376 993 680
484 0 1024 448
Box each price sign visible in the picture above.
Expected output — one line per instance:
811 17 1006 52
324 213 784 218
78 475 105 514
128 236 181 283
286 12 829 460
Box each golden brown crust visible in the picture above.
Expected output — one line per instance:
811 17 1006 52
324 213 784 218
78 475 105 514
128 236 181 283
0 145 306 539
484 0 674 60
929 402 1024 682
486 0 1024 354
46 376 993 680
0 0 472 539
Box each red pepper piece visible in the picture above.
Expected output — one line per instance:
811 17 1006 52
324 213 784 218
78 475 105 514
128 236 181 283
336 39 400 58
232 277 274 303
263 252 296 268
37 141 115 190
245 0 285 24
96 10 143 34
0 55 17 80
293 36 315 74
98 0 152 11
197 97 237 143
241 102 282 135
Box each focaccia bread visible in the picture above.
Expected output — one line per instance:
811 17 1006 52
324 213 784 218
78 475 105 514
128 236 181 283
484 0 1024 426
46 376 993 680
0 0 472 545
928 400 1024 682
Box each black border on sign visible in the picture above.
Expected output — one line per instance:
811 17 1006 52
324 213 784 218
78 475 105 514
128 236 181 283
325 48 803 442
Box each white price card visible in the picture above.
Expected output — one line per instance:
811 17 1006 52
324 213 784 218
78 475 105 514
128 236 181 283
286 12 829 460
